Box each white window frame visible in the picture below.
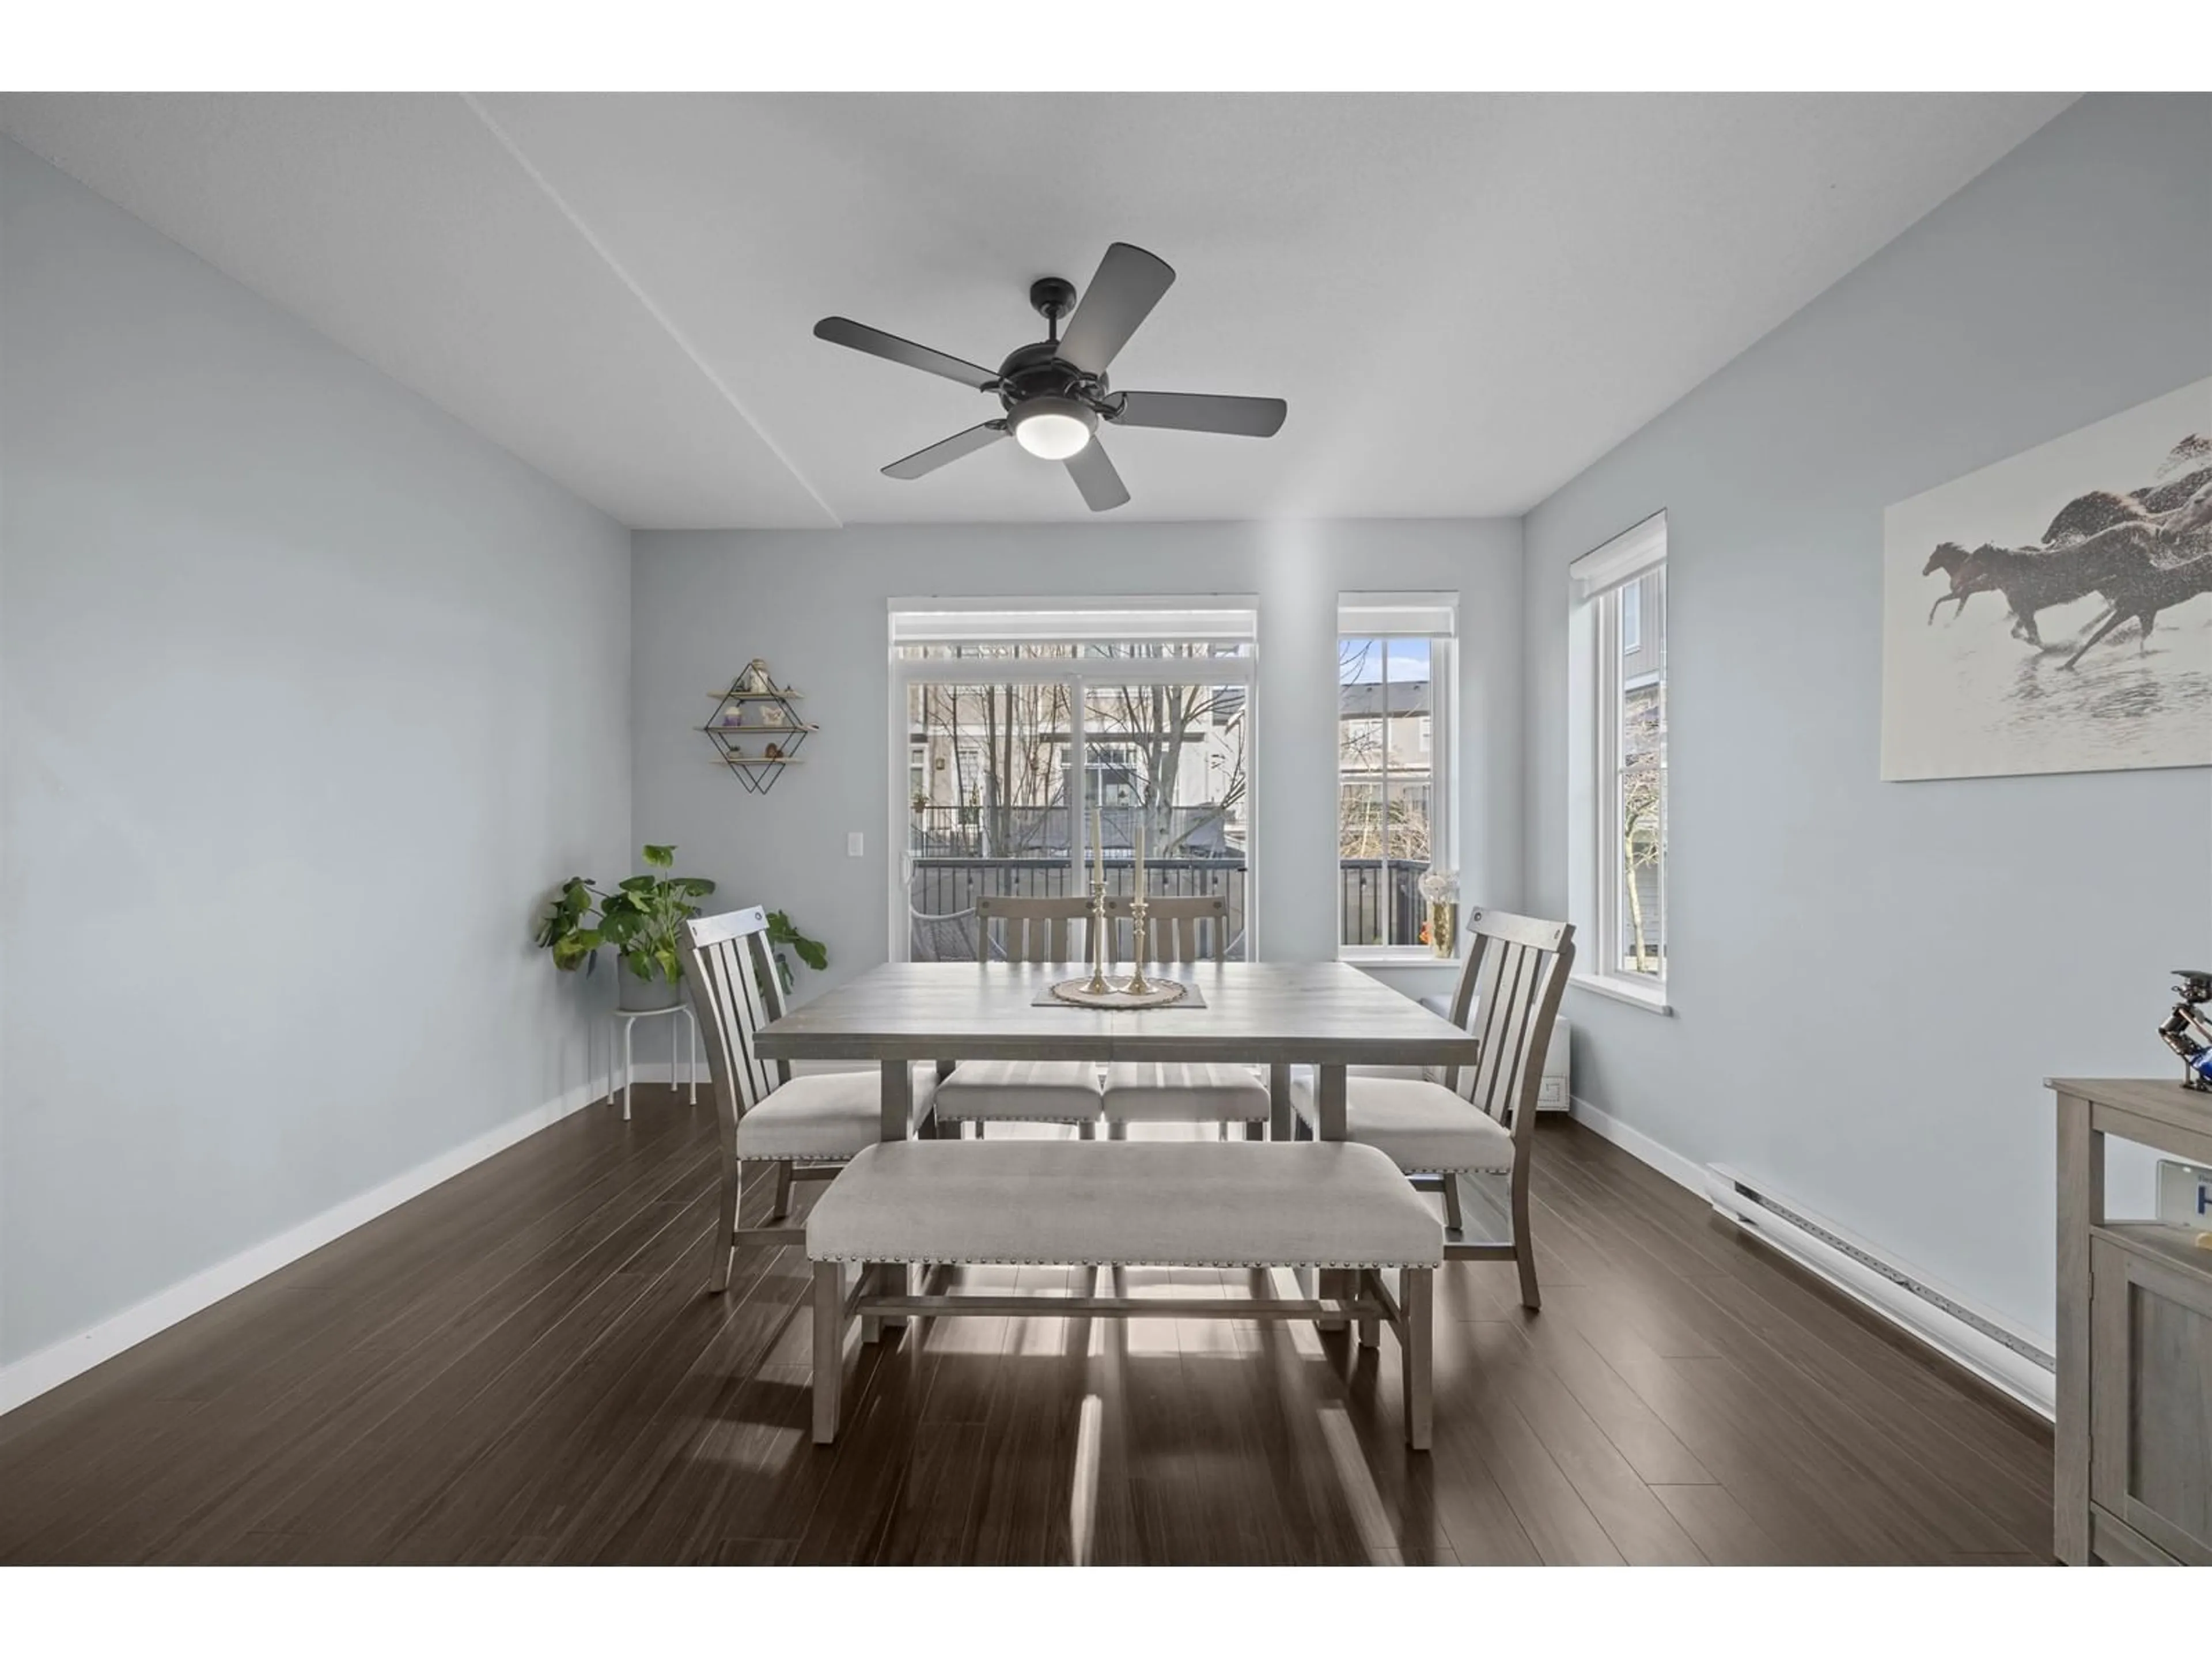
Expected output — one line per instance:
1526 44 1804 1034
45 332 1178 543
887 598 1260 963
1620 581 1642 654
1566 516 1671 1014
1337 594 1456 965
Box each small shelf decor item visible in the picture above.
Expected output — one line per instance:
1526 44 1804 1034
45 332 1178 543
1419 868 1460 959
702 659 816 795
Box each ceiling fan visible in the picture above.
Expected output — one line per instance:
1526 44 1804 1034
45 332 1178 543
812 242 1287 512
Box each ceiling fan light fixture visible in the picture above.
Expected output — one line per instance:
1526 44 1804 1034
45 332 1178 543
1009 396 1096 460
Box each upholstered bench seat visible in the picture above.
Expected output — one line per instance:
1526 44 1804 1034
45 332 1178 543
806 1139 1441 1267
733 1063 938 1162
805 1139 1442 1450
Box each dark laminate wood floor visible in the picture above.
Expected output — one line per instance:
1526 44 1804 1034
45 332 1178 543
0 1091 2054 1565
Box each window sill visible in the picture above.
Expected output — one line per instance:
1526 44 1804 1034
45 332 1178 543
1340 948 1459 969
1570 972 1672 1016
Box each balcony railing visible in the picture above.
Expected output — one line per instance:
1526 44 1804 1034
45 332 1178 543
909 857 1248 962
904 854 1431 961
1338 857 1430 949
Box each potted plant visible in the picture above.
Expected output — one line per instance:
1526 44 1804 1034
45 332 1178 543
536 844 717 1010
765 911 829 995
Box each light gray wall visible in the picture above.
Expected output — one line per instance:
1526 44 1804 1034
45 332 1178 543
631 519 1522 999
1521 93 2212 1341
0 141 632 1365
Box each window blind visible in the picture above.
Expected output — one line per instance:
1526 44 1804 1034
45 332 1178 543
1568 511 1667 602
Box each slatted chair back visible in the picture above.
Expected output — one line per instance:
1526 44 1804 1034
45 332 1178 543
974 895 1094 964
1450 908 1575 1152
1106 894 1230 964
683 907 789 1153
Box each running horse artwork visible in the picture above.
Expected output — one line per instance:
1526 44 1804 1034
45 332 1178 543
1881 377 2212 782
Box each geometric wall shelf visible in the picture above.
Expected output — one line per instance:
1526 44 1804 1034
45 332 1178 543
702 658 817 796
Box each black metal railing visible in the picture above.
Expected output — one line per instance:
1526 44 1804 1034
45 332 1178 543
1338 858 1429 949
904 855 1434 960
909 857 1247 961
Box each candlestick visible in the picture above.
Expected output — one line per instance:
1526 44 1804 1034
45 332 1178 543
1083 876 1112 997
1124 889 1153 997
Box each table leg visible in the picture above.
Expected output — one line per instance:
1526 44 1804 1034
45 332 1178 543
880 1058 913 1143
1317 1063 1347 1142
1269 1063 1292 1141
1313 1064 1350 1329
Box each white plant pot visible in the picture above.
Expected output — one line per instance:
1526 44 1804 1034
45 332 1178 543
618 971 683 1012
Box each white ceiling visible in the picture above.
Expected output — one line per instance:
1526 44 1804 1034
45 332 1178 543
0 91 2077 529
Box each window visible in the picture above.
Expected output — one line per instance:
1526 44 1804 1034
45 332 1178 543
889 603 1257 962
1337 595 1456 956
1568 515 1668 1008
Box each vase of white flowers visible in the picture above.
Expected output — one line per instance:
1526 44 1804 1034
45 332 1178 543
1418 868 1460 959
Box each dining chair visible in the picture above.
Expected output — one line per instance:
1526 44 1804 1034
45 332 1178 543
1293 906 1574 1309
1099 893 1270 1140
684 906 938 1293
930 893 1105 1137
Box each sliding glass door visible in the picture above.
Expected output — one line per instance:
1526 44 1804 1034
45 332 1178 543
892 612 1256 963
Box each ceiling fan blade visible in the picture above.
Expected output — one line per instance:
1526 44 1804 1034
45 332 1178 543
1112 391 1287 438
1064 438 1131 513
1057 243 1176 376
882 422 1008 480
815 317 997 390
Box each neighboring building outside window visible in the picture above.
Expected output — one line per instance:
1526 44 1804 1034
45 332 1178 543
1567 516 1668 1008
889 605 1256 962
1336 595 1457 956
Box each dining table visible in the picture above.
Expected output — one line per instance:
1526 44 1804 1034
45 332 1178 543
748 959 1483 1142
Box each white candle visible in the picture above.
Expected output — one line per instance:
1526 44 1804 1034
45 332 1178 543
1137 820 1146 891
1092 806 1104 886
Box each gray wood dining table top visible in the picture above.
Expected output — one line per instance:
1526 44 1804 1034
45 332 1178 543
749 960 1481 1067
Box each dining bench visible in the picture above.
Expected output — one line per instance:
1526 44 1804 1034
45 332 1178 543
804 1139 1445 1449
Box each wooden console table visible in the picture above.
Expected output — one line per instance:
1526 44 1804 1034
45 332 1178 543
2052 1077 2212 1566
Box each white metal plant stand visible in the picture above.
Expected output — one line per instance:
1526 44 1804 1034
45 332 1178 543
610 1002 700 1122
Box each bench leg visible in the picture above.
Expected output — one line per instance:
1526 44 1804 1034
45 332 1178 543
1317 1267 1349 1333
812 1259 844 1445
1402 1267 1433 1451
1357 1268 1380 1349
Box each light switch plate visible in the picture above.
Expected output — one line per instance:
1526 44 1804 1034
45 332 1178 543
846 832 864 858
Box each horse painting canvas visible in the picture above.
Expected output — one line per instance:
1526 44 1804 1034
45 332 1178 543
1881 377 2212 782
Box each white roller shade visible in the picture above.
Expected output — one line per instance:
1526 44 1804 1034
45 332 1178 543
1338 592 1457 637
1568 511 1667 602
889 599 1257 646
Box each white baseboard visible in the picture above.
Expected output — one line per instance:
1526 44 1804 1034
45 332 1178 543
1565 1093 2055 1420
1566 1093 1706 1192
0 1073 611 1418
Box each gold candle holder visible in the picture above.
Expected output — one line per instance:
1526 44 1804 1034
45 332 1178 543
1124 892 1152 996
1083 879 1113 995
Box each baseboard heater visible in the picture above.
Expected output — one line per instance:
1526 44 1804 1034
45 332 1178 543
1704 1164 2055 1419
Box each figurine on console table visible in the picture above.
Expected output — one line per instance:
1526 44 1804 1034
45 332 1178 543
2158 968 2212 1091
